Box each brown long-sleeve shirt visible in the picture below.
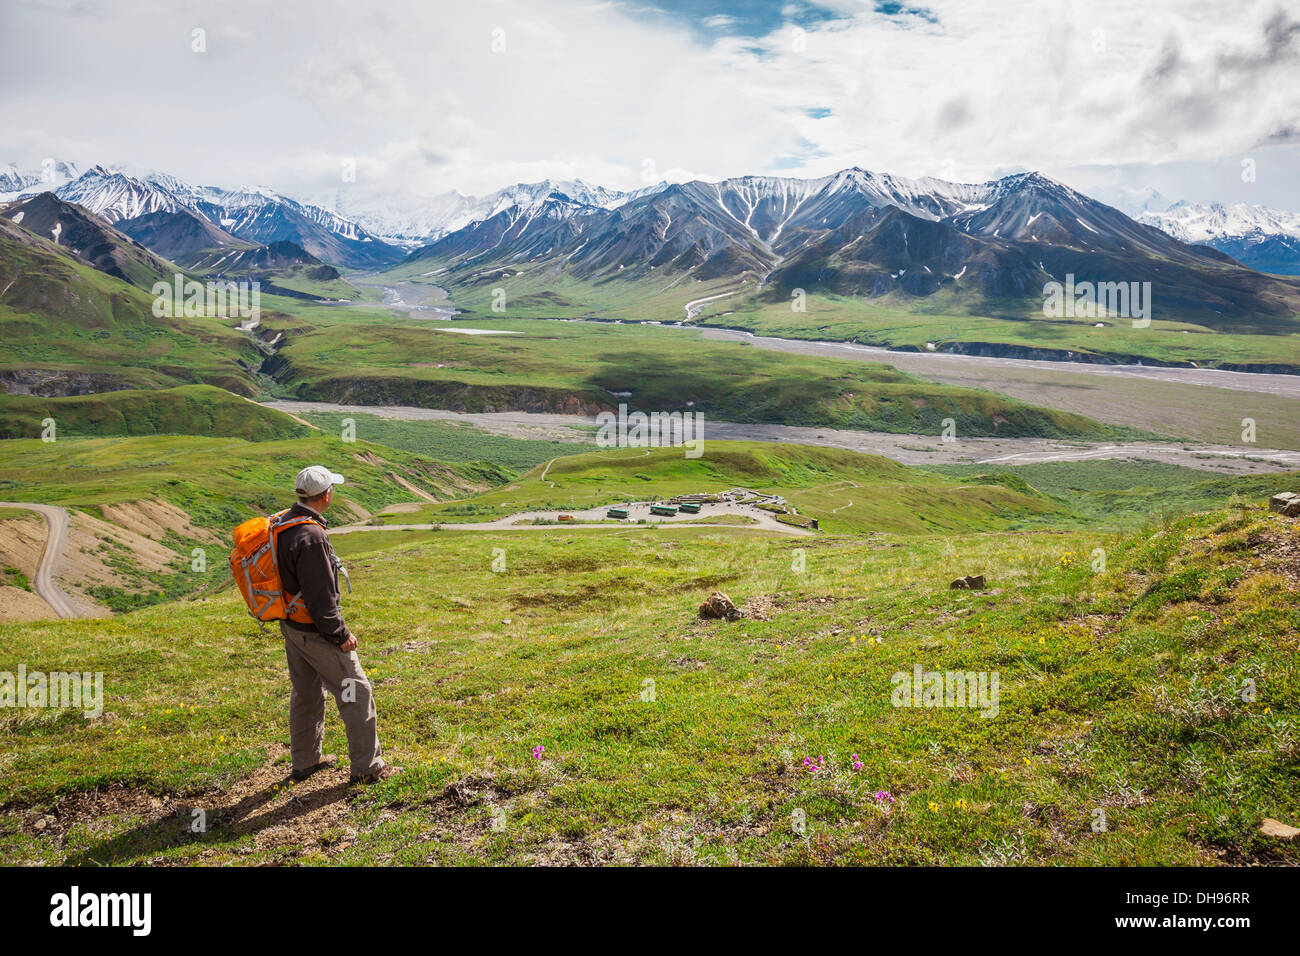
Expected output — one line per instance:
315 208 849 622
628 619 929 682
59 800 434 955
275 503 351 645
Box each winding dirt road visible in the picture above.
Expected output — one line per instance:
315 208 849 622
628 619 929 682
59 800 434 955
684 288 745 321
333 499 814 537
0 502 82 619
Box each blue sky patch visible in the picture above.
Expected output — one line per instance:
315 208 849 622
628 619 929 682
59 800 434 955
873 2 938 22
618 1 844 39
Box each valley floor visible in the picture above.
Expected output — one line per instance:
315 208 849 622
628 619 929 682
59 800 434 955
265 399 1300 475
696 325 1300 452
696 327 1300 449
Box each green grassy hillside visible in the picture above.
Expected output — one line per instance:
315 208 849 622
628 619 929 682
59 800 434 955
0 433 504 530
1 503 1294 865
0 221 264 396
297 409 597 472
929 461 1300 530
0 385 311 441
0 431 512 612
377 441 1062 534
261 265 361 301
1 193 177 291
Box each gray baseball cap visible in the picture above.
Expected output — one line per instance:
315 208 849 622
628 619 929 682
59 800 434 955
295 465 345 497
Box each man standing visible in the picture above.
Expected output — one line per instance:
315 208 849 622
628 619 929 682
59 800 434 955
277 465 396 784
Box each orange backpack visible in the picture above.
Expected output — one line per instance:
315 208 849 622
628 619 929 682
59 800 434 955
229 509 324 625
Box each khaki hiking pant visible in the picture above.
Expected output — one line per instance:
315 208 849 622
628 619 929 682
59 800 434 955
281 621 384 778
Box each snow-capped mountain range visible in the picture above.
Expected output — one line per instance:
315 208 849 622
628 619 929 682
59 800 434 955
1137 202 1300 275
0 162 404 269
0 160 81 195
408 168 1183 280
0 161 673 265
310 178 669 249
1138 201 1300 244
5 158 1300 285
399 167 1300 330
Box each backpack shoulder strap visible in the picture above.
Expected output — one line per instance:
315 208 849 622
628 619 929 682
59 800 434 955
270 511 336 566
270 510 325 536
268 511 324 570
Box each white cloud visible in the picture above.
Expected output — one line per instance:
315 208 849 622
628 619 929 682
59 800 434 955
0 0 1296 206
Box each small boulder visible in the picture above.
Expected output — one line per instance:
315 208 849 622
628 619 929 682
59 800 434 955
699 591 743 621
1259 817 1300 842
949 575 986 590
1269 492 1300 517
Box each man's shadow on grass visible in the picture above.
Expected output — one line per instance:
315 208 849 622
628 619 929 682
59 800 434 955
64 775 354 865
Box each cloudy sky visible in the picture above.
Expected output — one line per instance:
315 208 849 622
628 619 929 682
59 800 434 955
1 0 1297 210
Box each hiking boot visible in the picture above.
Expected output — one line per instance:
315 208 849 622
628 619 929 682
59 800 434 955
291 754 338 781
350 765 402 785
